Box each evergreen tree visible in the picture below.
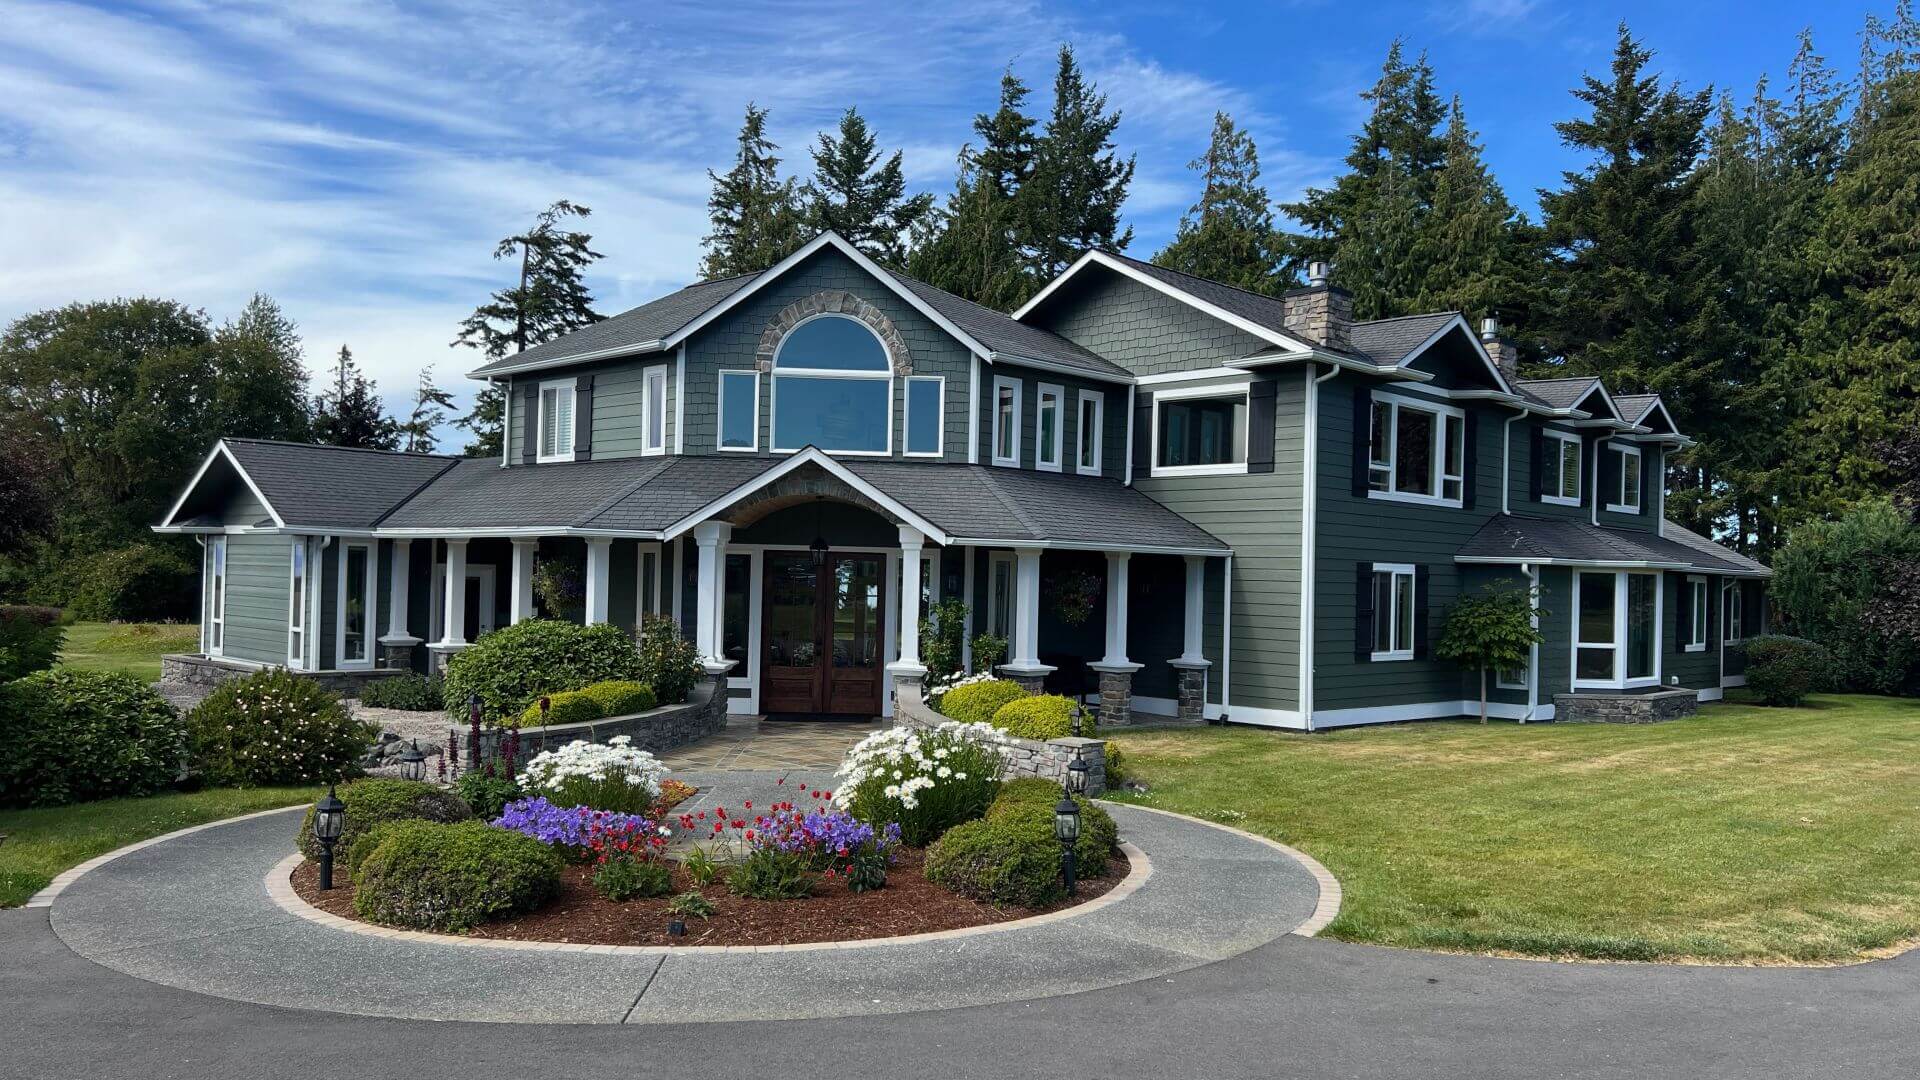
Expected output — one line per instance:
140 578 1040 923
1024 45 1136 279
398 367 457 454
907 70 1037 308
1410 98 1534 328
454 386 505 459
1152 112 1287 294
699 103 805 279
207 294 311 443
311 345 400 451
803 107 933 265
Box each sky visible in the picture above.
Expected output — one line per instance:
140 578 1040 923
0 1 1892 449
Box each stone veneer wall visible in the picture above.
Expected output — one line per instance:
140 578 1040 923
894 683 1107 796
157 654 407 711
1553 688 1700 724
466 672 730 766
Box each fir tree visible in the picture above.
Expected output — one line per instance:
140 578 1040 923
907 70 1037 308
1024 45 1136 279
398 367 457 454
700 103 805 279
1152 112 1286 294
804 107 933 265
1410 99 1534 328
207 293 312 443
454 386 504 459
311 345 400 451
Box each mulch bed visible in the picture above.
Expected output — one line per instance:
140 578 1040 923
290 847 1124 947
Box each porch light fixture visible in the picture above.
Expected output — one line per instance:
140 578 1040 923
313 784 346 890
398 740 427 783
809 535 830 567
1054 789 1081 897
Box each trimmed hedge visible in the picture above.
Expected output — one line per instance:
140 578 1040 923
988 777 1117 877
351 820 562 931
66 543 198 622
581 680 658 716
1745 634 1833 707
0 669 186 808
990 694 1090 741
0 605 65 683
358 673 446 712
188 668 374 787
518 689 604 728
297 777 473 862
925 779 1120 906
938 679 1027 724
441 619 646 723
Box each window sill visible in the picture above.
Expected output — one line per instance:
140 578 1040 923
1075 464 1103 477
1605 503 1642 514
1367 489 1463 509
1036 460 1063 473
716 445 759 453
1370 650 1414 662
1150 463 1248 478
535 452 577 465
902 450 943 459
770 446 892 457
991 456 1020 468
641 445 668 457
1684 643 1706 653
1541 495 1582 508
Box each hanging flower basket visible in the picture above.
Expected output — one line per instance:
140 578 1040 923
1047 569 1102 627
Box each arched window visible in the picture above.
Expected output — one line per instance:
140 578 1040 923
771 314 892 453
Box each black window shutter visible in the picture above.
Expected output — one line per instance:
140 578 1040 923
520 380 538 465
1354 563 1375 660
1529 426 1544 501
1461 411 1479 509
1247 377 1277 474
1351 386 1371 497
1413 565 1431 659
1132 395 1151 476
1597 439 1616 509
574 374 595 461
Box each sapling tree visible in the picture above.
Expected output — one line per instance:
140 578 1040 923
1435 584 1545 723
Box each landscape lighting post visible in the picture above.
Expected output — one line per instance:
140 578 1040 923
1055 789 1081 897
313 784 346 890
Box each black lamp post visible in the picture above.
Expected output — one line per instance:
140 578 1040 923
1066 748 1090 796
398 739 426 782
313 784 346 890
1054 788 1081 897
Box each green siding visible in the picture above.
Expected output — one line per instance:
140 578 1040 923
1594 442 1663 533
974 362 1126 474
1662 570 1722 692
1029 267 1270 377
221 532 291 666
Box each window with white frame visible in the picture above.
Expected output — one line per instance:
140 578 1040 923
1496 658 1528 689
987 552 1014 638
644 367 668 454
1542 430 1582 505
1370 563 1416 661
537 379 576 462
1608 444 1643 513
1367 394 1464 505
1723 582 1744 643
992 377 1021 466
1036 383 1064 471
1574 570 1660 688
287 538 309 669
770 314 892 454
1154 388 1248 475
204 536 227 656
717 370 758 451
337 541 377 670
1076 390 1104 475
904 376 944 456
1686 575 1708 651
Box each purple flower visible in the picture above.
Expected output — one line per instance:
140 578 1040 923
493 797 658 849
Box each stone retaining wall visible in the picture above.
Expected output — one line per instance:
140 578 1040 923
1553 688 1700 724
461 672 730 769
894 678 1107 795
157 654 408 713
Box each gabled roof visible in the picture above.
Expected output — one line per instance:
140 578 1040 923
1612 393 1680 435
465 273 754 378
882 269 1129 380
1513 376 1599 411
1347 312 1459 365
1014 249 1317 354
1457 515 1769 577
160 439 460 531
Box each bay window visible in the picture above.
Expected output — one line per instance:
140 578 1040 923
1154 388 1248 475
771 314 892 454
1036 383 1064 471
1542 431 1581 506
1573 570 1662 688
1367 393 1465 506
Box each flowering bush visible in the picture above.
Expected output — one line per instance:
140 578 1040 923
638 614 704 704
494 796 661 850
519 735 666 813
693 797 902 892
833 721 1004 847
188 667 374 786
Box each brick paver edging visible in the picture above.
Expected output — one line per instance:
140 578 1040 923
23 804 310 909
263 841 1153 954
1111 802 1343 937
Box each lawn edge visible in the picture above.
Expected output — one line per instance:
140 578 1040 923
1106 800 1342 937
22 803 310 908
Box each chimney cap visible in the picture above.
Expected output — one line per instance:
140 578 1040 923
1307 261 1329 287
1480 316 1501 341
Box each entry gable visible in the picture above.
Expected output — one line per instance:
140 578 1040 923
659 447 953 544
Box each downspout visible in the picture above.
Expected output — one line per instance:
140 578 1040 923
1299 362 1342 732
1221 552 1233 724
1524 561 1540 723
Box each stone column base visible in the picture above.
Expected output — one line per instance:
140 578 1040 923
379 637 421 671
997 665 1054 696
1169 659 1211 724
1090 662 1142 728
425 642 470 674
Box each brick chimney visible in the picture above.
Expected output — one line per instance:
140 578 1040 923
1480 316 1520 385
1282 261 1353 353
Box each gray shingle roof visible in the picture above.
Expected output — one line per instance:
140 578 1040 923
378 456 678 530
1612 394 1658 423
579 456 797 532
1458 515 1769 576
884 270 1129 380
465 274 755 378
1096 253 1312 349
1514 376 1601 411
1347 312 1459 365
221 439 459 529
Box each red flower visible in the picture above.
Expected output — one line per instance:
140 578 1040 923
731 820 745 830
743 801 752 810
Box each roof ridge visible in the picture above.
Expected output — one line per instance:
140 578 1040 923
1514 375 1599 385
1354 310 1460 326
224 437 461 461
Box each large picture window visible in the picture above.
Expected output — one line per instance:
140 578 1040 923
1367 394 1464 506
771 315 892 454
1542 431 1582 506
1575 570 1661 688
1154 389 1248 475
1607 444 1643 513
1370 563 1416 661
718 370 758 451
537 379 576 462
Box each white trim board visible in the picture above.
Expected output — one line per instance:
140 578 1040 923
1013 249 1317 354
1312 699 1548 727
658 447 952 546
160 441 289 530
1129 695 1304 730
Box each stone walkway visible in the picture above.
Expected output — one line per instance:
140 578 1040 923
658 714 885 771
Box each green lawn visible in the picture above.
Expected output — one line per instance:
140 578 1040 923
1107 694 1920 964
0 787 317 907
57 621 199 682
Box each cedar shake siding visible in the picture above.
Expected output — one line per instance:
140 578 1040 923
1025 267 1271 377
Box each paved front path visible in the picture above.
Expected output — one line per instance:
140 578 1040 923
659 715 885 771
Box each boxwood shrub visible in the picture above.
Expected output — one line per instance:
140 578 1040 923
1744 634 1834 706
441 619 645 722
924 807 1066 907
358 673 446 712
518 689 605 728
0 669 186 807
987 777 1118 877
937 679 1027 724
297 776 473 861
351 820 562 932
989 694 1090 741
581 680 658 716
188 668 375 786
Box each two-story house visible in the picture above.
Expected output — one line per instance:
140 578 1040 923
156 230 1768 726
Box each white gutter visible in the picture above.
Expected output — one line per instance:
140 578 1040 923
1226 348 1436 383
464 339 665 380
988 351 1134 386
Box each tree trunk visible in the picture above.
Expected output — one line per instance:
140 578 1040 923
1479 667 1488 724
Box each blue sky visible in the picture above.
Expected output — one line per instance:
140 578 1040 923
0 1 1889 446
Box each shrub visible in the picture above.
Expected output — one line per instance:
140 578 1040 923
454 769 523 820
358 673 446 712
594 854 673 901
517 689 605 728
0 605 65 682
728 847 815 900
297 776 473 861
1772 502 1920 693
188 668 375 787
519 736 666 813
352 820 562 931
1745 634 1834 707
666 891 716 919
987 778 1117 877
924 811 1064 907
937 678 1027 724
0 669 186 807
834 721 1005 847
66 543 199 622
440 619 645 722
581 680 658 716
989 694 1090 740
637 614 703 704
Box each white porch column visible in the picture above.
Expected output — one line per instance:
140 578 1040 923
440 539 468 646
1000 547 1053 690
1169 554 1212 725
1180 555 1207 663
693 521 733 674
1100 551 1132 666
584 537 612 625
510 539 537 623
889 526 927 676
382 539 416 643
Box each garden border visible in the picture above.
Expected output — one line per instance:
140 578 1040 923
23 803 308 909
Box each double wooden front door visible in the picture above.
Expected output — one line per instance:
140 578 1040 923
761 551 886 717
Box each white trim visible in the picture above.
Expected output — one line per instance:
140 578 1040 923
1685 575 1708 652
674 345 687 455
161 441 289 530
204 535 227 657
1605 443 1643 513
463 339 666 380
430 562 496 643
1075 389 1105 476
722 547 762 709
286 537 310 670
986 351 1132 386
535 377 579 463
334 539 378 670
1722 580 1744 644
947 536 1227 559
1571 569 1663 690
1541 429 1582 506
1721 674 1747 688
1012 249 1317 353
1149 383 1250 478
990 375 1022 467
1311 699 1550 727
1388 314 1515 394
716 369 760 452
500 379 511 467
1368 562 1416 662
1035 382 1065 472
1132 694 1305 729
902 375 946 458
1365 391 1466 508
643 366 669 456
1457 555 1691 571
967 355 982 465
1697 686 1724 702
1134 369 1255 388
1300 364 1338 730
660 447 952 545
635 542 665 623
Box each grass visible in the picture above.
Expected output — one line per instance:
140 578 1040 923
56 621 199 682
1106 693 1920 964
0 786 318 907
